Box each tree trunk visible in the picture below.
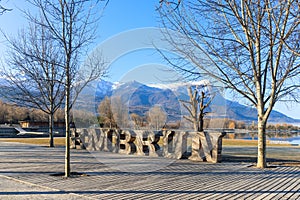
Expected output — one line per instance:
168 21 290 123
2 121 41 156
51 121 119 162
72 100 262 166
193 119 198 132
256 117 267 168
49 112 54 147
199 112 204 132
65 63 71 177
49 62 55 148
65 111 70 177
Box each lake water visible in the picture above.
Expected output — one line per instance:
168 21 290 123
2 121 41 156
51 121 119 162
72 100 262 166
234 132 300 145
269 137 300 145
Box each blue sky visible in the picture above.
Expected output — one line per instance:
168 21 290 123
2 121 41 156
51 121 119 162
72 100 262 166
0 0 299 120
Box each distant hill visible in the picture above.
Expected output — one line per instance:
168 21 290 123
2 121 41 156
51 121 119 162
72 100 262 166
94 80 300 124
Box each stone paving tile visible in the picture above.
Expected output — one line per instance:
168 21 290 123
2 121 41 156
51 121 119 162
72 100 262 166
0 142 299 199
0 175 90 200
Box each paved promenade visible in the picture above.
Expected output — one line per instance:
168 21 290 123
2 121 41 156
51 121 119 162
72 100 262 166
0 142 299 199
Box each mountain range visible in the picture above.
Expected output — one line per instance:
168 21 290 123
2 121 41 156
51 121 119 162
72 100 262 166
1 76 299 125
95 80 300 124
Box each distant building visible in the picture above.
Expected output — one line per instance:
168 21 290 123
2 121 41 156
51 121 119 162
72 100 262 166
19 120 65 128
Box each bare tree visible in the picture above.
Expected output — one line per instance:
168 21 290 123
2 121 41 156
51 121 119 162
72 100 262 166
0 100 66 124
72 109 98 128
181 84 213 132
130 113 146 129
98 96 116 128
23 0 107 177
159 1 300 168
148 105 167 130
1 20 65 148
111 96 129 129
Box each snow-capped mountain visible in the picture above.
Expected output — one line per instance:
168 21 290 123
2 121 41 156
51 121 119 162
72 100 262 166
94 80 300 124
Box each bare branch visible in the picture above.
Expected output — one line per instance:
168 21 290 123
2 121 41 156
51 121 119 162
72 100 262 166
159 0 300 168
0 2 12 15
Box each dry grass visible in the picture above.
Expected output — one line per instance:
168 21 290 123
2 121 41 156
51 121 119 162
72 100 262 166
0 137 65 147
223 139 294 147
0 137 296 148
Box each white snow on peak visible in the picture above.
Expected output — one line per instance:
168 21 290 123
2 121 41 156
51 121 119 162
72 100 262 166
147 80 210 90
110 80 210 91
